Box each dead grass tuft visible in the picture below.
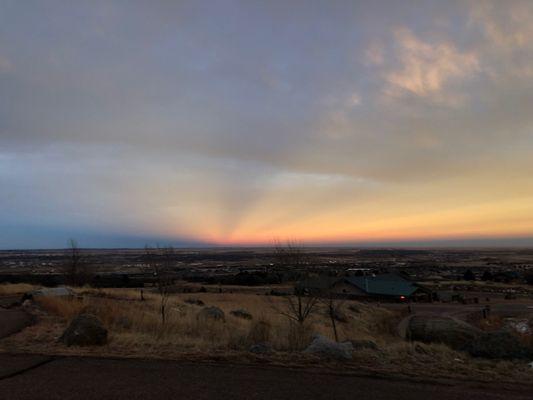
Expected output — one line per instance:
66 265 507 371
0 283 40 296
247 317 272 344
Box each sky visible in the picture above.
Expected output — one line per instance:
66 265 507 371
1 0 533 249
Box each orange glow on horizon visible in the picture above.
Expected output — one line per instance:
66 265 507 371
162 192 533 246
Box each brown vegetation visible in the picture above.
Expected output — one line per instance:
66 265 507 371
0 283 39 296
16 287 392 352
1 285 532 384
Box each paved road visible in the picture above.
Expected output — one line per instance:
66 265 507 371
384 301 533 319
0 354 530 400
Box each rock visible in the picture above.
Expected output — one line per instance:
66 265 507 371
184 298 205 306
529 361 533 369
249 342 273 354
414 344 429 354
348 305 361 314
304 334 353 360
59 314 107 346
0 309 35 337
350 339 378 351
172 304 188 316
197 306 225 321
29 287 74 298
230 309 253 320
406 316 481 350
116 316 132 330
463 331 533 360
247 320 271 343
0 297 22 309
505 319 530 334
331 309 348 323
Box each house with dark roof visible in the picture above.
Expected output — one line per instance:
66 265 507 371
297 273 432 302
340 273 432 300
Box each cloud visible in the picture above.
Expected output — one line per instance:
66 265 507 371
364 41 384 66
469 0 532 49
468 0 533 79
0 56 12 73
347 93 361 107
381 27 479 105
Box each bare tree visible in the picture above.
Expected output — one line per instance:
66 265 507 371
319 289 346 342
272 239 308 268
270 241 318 348
277 290 319 325
270 283 319 350
63 239 91 286
144 245 174 325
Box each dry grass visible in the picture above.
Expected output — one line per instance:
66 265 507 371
1 285 532 384
33 290 392 352
473 315 505 331
0 283 39 296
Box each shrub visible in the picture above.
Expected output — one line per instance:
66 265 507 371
287 320 314 351
247 318 271 344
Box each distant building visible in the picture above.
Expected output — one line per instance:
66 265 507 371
296 273 432 302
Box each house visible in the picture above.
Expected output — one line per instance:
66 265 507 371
297 273 432 302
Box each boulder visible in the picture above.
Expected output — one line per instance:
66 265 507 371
304 334 353 360
249 342 273 354
325 310 348 323
332 310 348 323
184 298 205 306
115 316 132 330
247 320 271 343
0 296 21 309
0 309 34 338
197 306 225 321
505 319 531 334
406 316 481 350
350 339 378 351
29 287 74 298
414 343 430 355
463 331 533 360
348 304 361 314
59 314 107 346
230 309 253 320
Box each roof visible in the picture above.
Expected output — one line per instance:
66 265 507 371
343 273 418 297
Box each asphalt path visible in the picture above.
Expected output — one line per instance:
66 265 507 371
384 301 533 319
0 354 531 400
